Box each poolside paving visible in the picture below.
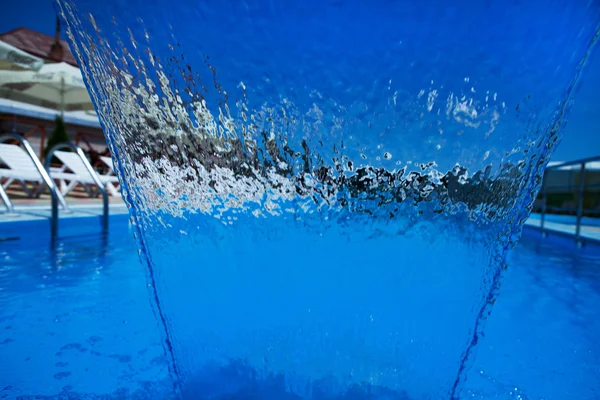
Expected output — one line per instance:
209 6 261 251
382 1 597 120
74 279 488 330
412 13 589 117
0 194 128 224
1 195 599 244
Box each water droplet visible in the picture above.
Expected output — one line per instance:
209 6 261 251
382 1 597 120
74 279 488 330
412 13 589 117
384 152 392 160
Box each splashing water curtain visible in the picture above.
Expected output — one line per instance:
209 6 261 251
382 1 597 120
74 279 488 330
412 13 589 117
56 1 599 399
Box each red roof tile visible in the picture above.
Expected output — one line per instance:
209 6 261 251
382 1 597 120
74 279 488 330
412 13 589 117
0 27 78 67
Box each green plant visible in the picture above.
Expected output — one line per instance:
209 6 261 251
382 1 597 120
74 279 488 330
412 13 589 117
44 115 70 163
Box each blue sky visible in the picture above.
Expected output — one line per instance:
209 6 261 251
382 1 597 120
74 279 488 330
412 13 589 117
1 0 598 162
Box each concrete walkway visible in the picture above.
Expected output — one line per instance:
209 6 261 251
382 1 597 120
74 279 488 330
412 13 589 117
2 197 599 244
0 195 128 224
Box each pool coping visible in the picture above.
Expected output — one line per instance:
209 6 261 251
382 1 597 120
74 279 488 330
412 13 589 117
0 203 131 243
2 205 599 248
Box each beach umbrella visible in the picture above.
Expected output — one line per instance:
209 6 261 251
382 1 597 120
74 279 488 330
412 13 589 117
0 40 44 71
0 61 92 114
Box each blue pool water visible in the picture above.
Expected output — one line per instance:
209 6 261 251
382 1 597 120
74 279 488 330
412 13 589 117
1 218 599 399
0 217 169 398
464 230 600 399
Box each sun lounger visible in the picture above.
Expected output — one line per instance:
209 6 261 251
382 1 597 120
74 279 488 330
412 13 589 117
0 143 77 188
99 156 121 196
0 143 71 205
52 151 121 197
0 143 120 200
100 156 114 172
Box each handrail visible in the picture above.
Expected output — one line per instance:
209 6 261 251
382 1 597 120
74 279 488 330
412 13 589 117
540 155 600 245
45 142 109 234
543 183 600 191
0 182 13 213
544 205 600 214
546 156 600 170
0 133 68 237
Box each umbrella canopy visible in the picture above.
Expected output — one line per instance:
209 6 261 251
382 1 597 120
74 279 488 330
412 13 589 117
0 40 44 71
0 61 93 113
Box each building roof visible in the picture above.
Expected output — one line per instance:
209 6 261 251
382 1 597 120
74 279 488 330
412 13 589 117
0 27 77 67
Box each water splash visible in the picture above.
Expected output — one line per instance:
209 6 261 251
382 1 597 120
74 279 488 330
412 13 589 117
56 0 599 398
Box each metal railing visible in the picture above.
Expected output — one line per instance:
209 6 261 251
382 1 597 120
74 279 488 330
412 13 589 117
45 142 109 234
0 179 13 214
539 155 600 245
0 133 68 237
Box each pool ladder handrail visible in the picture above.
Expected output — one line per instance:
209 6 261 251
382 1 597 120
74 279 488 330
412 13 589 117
0 133 68 237
45 142 109 235
0 173 12 214
540 155 600 246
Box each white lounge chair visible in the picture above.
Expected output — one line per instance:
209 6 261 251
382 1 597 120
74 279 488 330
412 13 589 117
100 156 114 173
0 143 71 205
99 156 121 196
52 151 121 197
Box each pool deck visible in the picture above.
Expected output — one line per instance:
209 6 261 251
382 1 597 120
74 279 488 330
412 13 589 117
1 197 599 244
0 195 128 223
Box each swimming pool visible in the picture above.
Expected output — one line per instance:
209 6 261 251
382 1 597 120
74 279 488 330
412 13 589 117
1 215 598 399
2 0 598 398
